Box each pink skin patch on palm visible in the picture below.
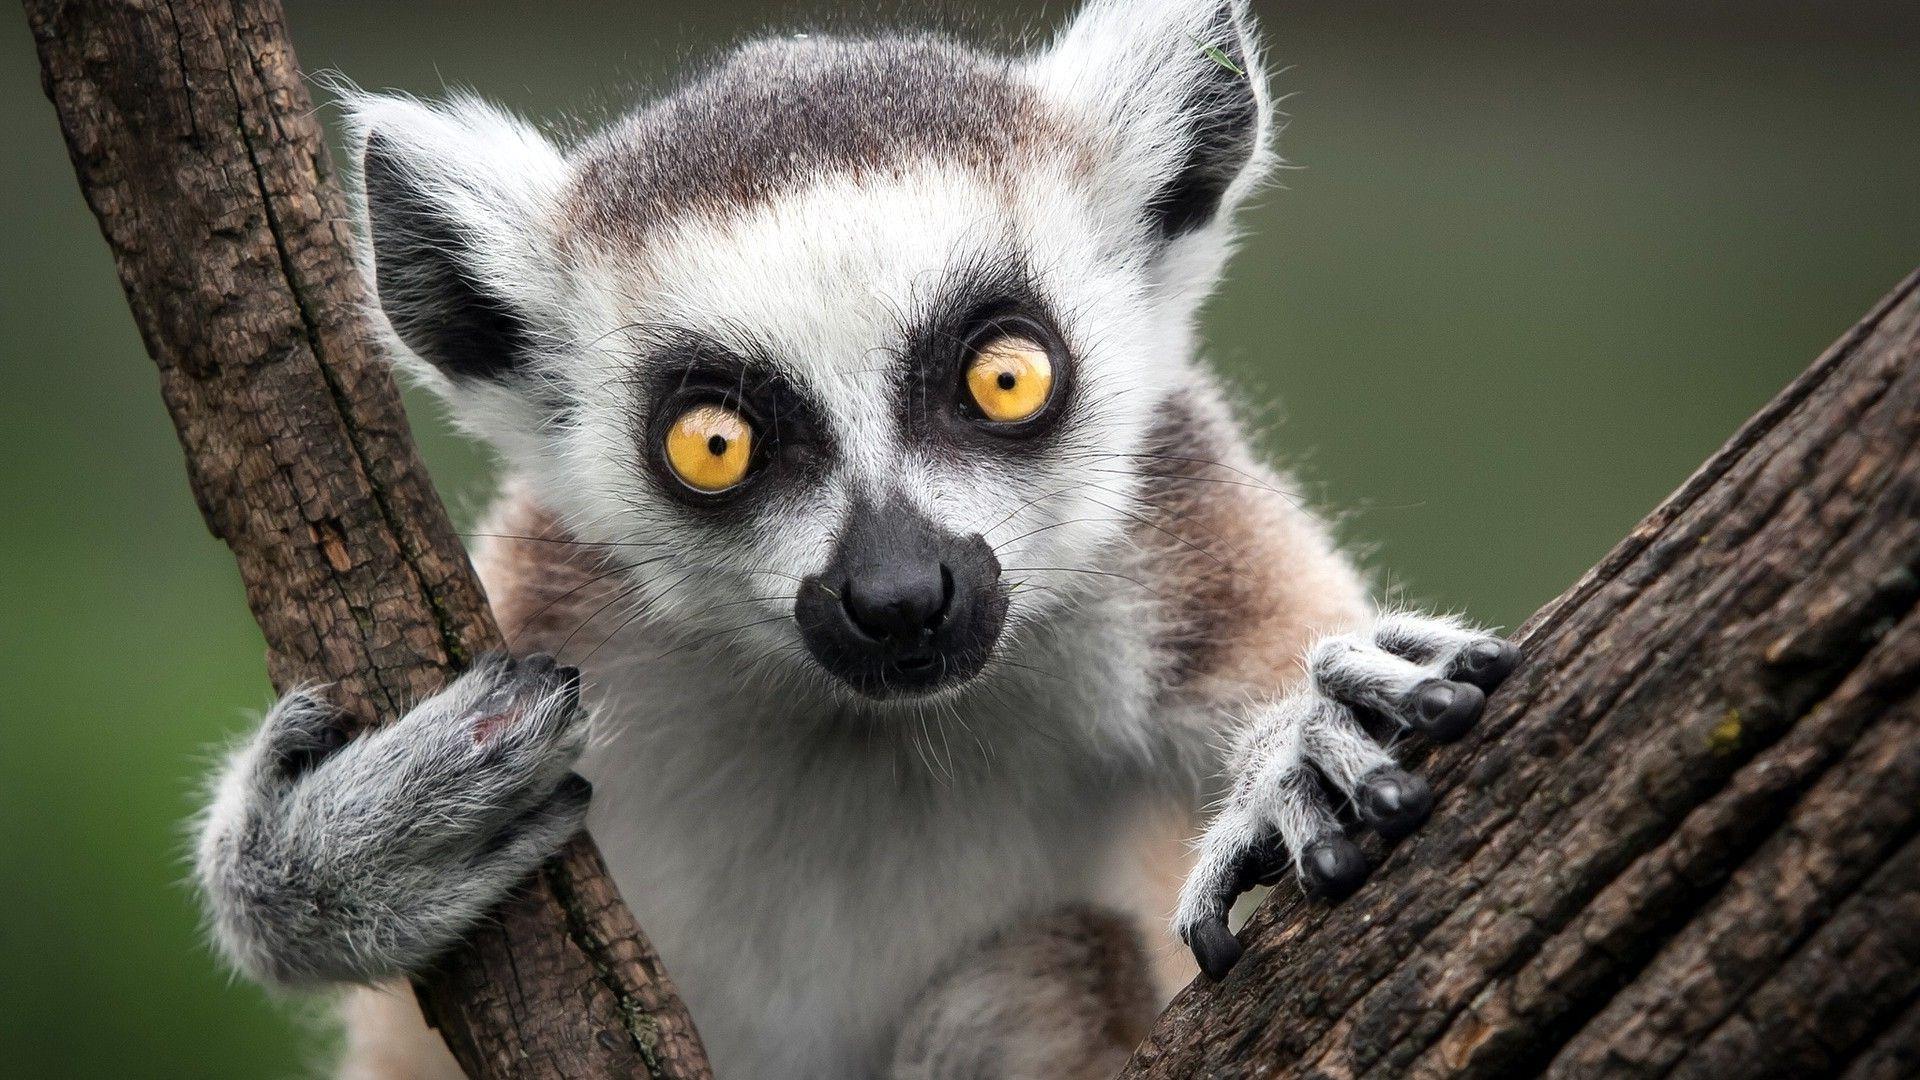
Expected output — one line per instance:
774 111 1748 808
470 707 524 745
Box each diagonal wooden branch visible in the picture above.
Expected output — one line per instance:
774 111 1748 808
25 1 711 1076
1123 269 1920 1078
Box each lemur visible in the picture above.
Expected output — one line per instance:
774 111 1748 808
194 2 1520 1077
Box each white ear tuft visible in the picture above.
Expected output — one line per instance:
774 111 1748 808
1029 0 1272 242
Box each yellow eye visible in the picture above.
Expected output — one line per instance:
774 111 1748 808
965 334 1055 423
663 403 754 493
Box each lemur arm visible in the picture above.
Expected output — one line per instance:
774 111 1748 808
192 656 591 988
1131 385 1521 978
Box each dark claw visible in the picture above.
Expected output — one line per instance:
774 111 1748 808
1407 679 1485 741
1451 639 1520 691
1302 837 1370 900
1188 915 1244 981
1358 767 1433 840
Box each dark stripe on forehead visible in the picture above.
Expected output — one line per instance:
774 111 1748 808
567 34 1054 244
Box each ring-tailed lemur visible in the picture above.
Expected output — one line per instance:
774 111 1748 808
194 2 1520 1077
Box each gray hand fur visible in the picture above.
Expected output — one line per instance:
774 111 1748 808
193 654 591 987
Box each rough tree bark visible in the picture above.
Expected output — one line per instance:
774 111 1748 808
25 1 711 1077
1123 269 1920 1078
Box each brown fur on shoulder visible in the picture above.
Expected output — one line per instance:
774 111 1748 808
469 481 634 658
889 905 1155 1080
1132 384 1370 705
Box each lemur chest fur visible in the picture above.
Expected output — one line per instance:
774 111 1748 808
469 487 1187 1077
565 618 1170 1078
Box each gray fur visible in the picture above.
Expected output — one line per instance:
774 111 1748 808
889 906 1154 1080
570 35 1052 245
194 655 589 986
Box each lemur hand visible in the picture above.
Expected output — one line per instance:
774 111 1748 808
194 653 592 987
1175 614 1520 980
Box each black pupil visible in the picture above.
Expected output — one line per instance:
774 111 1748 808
707 434 728 456
996 371 1017 391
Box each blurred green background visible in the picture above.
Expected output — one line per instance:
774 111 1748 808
2 1 1916 1076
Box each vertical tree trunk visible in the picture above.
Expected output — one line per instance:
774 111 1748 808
1122 269 1920 1077
25 1 711 1076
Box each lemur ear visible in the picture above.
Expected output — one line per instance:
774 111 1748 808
342 92 569 385
1031 0 1270 242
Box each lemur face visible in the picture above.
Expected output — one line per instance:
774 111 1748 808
349 0 1270 702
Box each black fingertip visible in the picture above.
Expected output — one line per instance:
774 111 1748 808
1453 639 1520 691
1188 916 1244 981
555 772 593 804
1358 767 1434 840
1409 679 1485 742
1302 837 1370 900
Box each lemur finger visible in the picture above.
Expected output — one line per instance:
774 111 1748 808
1302 703 1434 840
250 690 350 785
469 773 593 871
1308 635 1485 741
1300 835 1370 899
1372 613 1522 692
1240 700 1370 895
1447 638 1521 692
1174 803 1262 980
1179 700 1369 978
1179 814 1364 980
1298 696 1394 793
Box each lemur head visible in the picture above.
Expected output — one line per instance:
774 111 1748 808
348 0 1272 702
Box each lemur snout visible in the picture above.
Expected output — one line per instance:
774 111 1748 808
796 498 1006 698
840 561 954 650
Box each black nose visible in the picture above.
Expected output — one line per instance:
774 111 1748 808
842 562 952 647
795 496 1007 698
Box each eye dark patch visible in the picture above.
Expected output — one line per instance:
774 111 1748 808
894 252 1077 453
627 330 834 513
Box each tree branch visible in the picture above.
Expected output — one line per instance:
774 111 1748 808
24 1 710 1076
1123 268 1920 1077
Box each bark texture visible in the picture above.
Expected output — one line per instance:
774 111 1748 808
1122 269 1920 1078
26 1 710 1076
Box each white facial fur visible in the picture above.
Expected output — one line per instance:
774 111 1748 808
340 0 1270 709
545 175 1164 696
